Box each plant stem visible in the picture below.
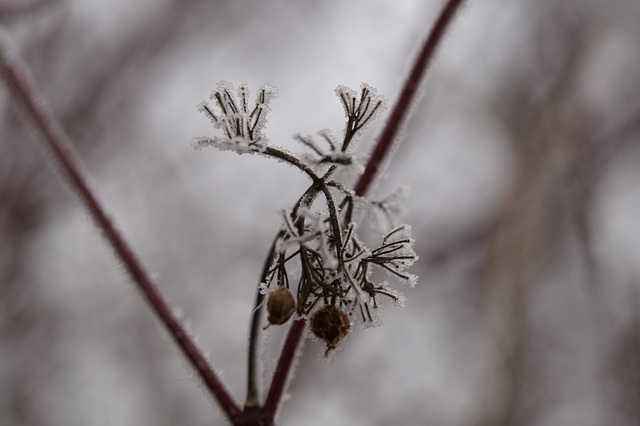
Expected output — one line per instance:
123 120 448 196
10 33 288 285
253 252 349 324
0 31 242 423
263 146 320 182
244 168 335 409
263 319 306 422
354 0 467 197
244 233 282 410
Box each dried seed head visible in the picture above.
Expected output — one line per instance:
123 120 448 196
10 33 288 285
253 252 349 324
310 305 350 356
267 286 296 325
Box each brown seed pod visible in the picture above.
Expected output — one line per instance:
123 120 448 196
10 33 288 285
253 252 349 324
266 286 296 325
310 305 350 356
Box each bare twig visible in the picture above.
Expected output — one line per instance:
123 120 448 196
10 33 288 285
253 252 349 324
354 0 467 197
263 319 306 422
0 31 242 423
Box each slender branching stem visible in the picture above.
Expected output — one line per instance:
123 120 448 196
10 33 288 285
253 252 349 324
245 175 332 409
244 179 323 408
245 231 283 409
263 146 321 183
320 184 343 258
0 32 242 423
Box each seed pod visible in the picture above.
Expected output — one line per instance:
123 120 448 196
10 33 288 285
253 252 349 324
266 286 296 325
310 305 350 356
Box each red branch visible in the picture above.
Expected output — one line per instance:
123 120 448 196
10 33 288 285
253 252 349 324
263 319 306 421
354 0 466 197
0 34 241 422
263 0 467 422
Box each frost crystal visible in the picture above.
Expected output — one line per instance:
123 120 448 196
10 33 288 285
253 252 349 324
194 82 417 355
366 184 411 234
335 83 387 144
194 82 278 155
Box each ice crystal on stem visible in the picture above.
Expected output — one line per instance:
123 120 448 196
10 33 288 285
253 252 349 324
366 184 411 234
195 82 417 355
336 83 386 143
193 81 278 154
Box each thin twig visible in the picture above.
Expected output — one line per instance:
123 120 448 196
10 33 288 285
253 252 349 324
263 319 306 422
354 0 467 197
262 0 468 421
0 31 242 422
244 233 282 410
244 173 332 410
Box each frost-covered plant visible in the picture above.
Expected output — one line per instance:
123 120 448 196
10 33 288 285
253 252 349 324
194 82 418 355
1 1 465 423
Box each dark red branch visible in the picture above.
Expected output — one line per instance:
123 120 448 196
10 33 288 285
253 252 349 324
354 0 466 197
1 35 241 422
263 318 306 422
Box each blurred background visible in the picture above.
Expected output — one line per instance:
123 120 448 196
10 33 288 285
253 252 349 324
1 0 640 425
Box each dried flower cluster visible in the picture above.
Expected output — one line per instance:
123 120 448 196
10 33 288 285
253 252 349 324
195 82 418 355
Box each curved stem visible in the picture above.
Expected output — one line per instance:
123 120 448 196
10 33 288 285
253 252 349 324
244 170 333 409
244 232 283 409
320 184 343 259
263 146 321 183
0 32 242 422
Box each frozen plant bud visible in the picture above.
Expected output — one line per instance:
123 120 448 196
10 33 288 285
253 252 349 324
267 286 296 326
310 306 351 356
